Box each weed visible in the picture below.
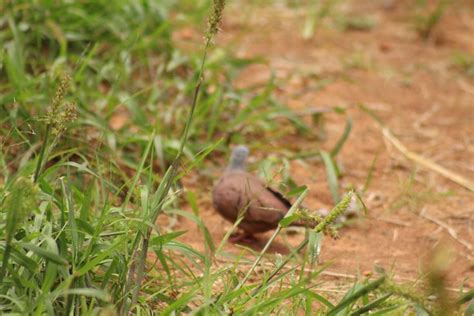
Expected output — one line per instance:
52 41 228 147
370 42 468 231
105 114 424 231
343 49 374 71
301 0 341 39
336 15 377 32
389 169 452 212
451 51 474 76
413 0 451 39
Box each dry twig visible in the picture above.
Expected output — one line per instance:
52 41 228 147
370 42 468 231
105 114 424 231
375 216 411 227
382 128 474 191
420 207 473 252
359 104 474 191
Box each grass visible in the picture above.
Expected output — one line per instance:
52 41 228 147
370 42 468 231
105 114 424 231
413 0 451 39
388 169 453 213
299 0 376 39
451 51 474 77
1 0 472 314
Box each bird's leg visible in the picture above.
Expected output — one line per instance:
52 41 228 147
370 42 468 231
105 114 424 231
229 230 256 244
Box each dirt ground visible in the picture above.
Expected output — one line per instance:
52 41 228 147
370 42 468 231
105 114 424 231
172 0 474 289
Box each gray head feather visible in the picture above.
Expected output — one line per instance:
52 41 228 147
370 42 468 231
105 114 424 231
228 145 249 171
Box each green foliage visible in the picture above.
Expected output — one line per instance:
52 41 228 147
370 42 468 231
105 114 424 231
0 0 470 314
301 0 341 39
413 0 451 39
389 169 453 212
336 15 377 32
451 51 474 77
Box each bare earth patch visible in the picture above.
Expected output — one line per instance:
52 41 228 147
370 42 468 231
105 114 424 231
171 0 473 290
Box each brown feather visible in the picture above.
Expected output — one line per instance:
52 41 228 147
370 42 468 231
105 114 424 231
212 170 319 235
213 171 286 234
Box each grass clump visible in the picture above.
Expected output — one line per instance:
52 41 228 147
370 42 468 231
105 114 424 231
413 0 451 39
336 15 376 32
451 51 474 77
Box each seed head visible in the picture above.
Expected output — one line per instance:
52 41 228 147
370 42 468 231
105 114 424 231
313 190 354 234
45 75 77 136
206 0 226 40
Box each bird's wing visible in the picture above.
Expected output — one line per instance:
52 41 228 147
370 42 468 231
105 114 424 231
215 171 290 225
265 186 293 209
241 176 290 224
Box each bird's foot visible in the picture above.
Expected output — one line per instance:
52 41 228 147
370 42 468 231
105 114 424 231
229 232 256 244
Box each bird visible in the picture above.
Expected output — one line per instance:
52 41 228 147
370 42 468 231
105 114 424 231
212 145 316 243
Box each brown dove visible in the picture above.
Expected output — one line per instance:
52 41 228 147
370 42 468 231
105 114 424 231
212 145 315 242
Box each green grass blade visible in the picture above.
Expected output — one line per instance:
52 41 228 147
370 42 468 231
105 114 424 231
349 293 392 315
60 178 79 264
321 150 340 203
60 288 111 302
18 242 68 266
331 117 352 157
160 288 197 315
327 276 385 316
236 189 308 291
459 289 474 305
170 210 215 254
121 130 155 213
75 237 126 276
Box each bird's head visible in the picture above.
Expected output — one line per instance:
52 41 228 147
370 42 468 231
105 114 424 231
228 145 249 171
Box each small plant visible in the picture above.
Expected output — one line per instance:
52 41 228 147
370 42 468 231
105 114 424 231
343 49 373 70
451 51 474 76
413 0 451 39
389 169 452 212
34 75 77 182
301 0 341 39
336 15 377 32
